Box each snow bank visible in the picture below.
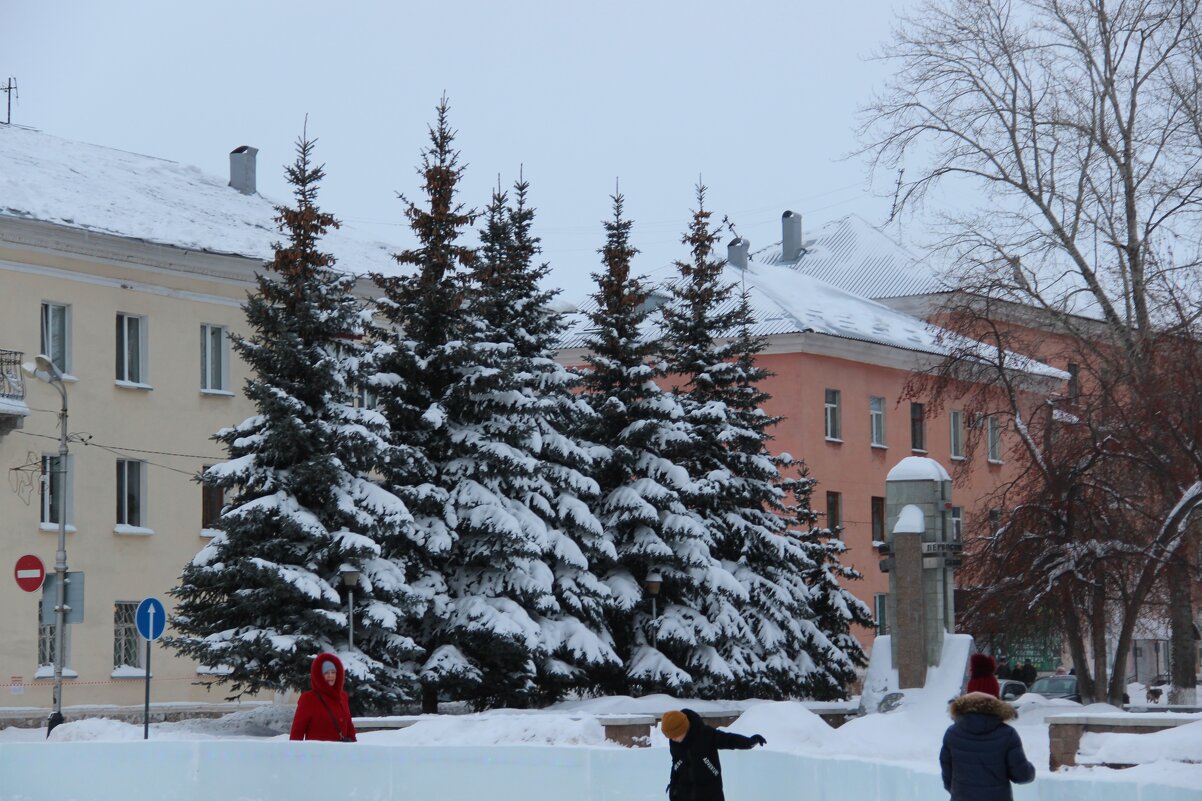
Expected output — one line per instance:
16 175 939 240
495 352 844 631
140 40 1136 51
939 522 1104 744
0 736 1194 801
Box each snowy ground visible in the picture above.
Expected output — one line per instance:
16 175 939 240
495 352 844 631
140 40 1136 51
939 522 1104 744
1 691 1199 798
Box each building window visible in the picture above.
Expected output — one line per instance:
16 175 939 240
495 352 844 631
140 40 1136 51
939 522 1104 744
38 612 70 669
874 593 888 636
826 491 842 531
951 506 963 540
869 396 886 446
949 410 965 459
201 466 224 530
871 496 885 543
987 415 1002 462
910 402 926 451
113 601 144 669
1066 362 1079 402
115 313 148 384
40 302 71 374
824 389 842 440
200 324 229 392
116 459 145 528
40 454 72 526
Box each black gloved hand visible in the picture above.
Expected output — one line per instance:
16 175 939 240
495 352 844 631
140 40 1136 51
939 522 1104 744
750 734 767 747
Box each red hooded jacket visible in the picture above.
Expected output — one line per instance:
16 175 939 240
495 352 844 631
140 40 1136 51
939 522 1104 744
289 652 357 742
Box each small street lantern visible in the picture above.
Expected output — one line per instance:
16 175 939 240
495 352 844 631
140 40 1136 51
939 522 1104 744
644 570 662 649
339 566 361 650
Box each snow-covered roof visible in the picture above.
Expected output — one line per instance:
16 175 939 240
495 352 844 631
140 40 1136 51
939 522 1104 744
0 124 402 275
562 257 946 353
561 256 1065 380
753 214 946 299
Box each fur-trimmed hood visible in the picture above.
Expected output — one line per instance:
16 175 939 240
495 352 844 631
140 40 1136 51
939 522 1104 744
949 691 1017 722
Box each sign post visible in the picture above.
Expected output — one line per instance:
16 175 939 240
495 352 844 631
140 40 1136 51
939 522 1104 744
135 597 166 740
14 555 45 592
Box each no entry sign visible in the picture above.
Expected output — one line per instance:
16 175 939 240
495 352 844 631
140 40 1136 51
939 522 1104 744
14 555 46 593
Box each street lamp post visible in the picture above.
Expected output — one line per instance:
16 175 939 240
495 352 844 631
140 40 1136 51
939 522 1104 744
644 570 662 649
24 354 68 735
340 566 361 650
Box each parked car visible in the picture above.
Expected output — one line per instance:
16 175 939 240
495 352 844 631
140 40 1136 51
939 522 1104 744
998 679 1027 701
1027 675 1080 702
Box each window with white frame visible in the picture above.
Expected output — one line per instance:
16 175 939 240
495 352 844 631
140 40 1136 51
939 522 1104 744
826 491 842 530
951 506 963 541
824 389 842 440
200 324 229 392
113 601 144 668
869 396 886 446
116 459 146 527
115 313 148 384
874 593 888 635
201 465 224 530
910 402 926 451
949 410 965 459
40 302 71 374
37 610 71 669
40 454 72 526
987 415 1002 462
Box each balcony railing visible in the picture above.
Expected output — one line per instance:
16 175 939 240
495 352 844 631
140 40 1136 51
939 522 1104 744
0 349 26 400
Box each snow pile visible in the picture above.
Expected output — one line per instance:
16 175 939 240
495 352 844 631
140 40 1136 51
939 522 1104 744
364 712 612 748
1079 720 1202 766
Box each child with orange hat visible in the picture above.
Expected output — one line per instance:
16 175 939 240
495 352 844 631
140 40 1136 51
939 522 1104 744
662 709 765 801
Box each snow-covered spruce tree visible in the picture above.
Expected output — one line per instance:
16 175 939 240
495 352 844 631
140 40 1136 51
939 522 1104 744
370 99 572 710
580 191 738 696
468 178 620 703
774 457 873 699
168 134 420 713
657 188 821 698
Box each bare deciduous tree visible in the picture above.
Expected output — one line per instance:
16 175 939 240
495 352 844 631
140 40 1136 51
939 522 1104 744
861 0 1202 703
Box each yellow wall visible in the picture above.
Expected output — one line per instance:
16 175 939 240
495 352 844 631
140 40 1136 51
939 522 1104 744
0 225 259 708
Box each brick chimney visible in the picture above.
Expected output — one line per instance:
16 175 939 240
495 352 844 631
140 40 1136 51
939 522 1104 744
229 146 258 195
727 237 750 270
781 210 803 261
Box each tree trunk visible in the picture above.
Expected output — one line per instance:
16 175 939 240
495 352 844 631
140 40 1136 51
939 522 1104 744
1061 585 1094 698
1167 555 1199 705
1091 586 1112 704
421 684 439 714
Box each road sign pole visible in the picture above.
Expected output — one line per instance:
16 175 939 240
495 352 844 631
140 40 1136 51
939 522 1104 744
143 638 151 740
135 597 166 739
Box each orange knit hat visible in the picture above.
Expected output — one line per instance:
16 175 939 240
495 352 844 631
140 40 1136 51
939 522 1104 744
661 710 689 739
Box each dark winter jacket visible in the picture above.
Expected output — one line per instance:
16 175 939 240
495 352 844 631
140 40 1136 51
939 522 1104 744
667 709 760 801
289 652 357 742
939 693 1034 801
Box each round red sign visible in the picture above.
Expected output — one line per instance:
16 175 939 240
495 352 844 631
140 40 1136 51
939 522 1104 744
14 554 46 593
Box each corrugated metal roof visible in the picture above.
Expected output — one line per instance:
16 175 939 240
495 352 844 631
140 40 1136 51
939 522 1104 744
754 214 947 299
560 255 1065 380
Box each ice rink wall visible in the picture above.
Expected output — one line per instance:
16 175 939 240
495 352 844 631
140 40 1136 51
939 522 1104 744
0 741 1195 801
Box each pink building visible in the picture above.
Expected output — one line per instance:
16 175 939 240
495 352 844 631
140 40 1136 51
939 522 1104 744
561 213 1065 649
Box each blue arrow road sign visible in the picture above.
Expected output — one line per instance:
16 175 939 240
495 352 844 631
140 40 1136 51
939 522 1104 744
135 597 166 641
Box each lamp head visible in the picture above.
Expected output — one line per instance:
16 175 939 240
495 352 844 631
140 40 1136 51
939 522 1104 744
340 566 361 587
644 570 663 596
23 354 64 385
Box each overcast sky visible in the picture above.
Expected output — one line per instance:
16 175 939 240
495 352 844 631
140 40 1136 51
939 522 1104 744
4 0 914 302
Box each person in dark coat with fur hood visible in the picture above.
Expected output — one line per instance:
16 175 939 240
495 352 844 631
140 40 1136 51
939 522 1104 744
289 652 357 742
662 709 766 801
940 692 1034 801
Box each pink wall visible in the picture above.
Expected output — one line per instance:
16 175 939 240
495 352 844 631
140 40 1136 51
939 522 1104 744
757 351 1018 646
